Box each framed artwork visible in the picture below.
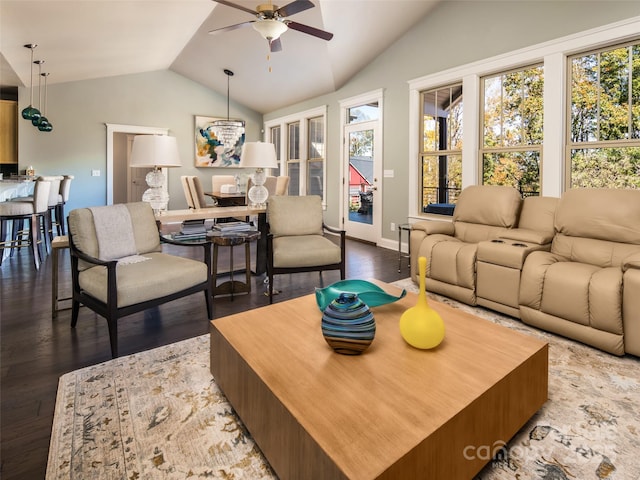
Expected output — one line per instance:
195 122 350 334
194 115 245 167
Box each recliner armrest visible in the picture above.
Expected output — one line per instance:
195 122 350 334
411 220 454 236
623 252 640 272
498 228 554 245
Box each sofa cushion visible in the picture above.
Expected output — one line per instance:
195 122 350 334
453 185 522 228
555 188 640 244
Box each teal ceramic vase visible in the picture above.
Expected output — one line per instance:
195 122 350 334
321 292 375 355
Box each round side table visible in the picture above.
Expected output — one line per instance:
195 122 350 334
210 229 261 300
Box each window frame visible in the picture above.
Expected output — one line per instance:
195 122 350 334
264 105 328 204
565 39 640 189
408 16 640 221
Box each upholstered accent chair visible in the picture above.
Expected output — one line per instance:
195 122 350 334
519 188 640 356
67 202 213 357
410 185 523 306
266 195 345 303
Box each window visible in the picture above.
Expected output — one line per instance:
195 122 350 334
287 122 300 196
481 65 544 197
264 106 327 201
420 84 463 212
568 40 640 189
270 125 281 168
308 116 324 197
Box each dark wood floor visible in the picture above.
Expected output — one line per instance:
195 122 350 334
0 238 408 479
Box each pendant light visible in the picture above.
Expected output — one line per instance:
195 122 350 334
20 44 41 121
38 72 53 132
31 60 45 126
209 69 245 149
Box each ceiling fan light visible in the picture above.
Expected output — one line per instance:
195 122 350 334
252 19 288 41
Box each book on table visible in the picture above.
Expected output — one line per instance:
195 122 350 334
212 221 252 232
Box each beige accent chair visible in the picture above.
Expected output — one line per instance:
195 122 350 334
266 195 345 303
476 196 559 317
410 185 523 305
519 188 640 356
68 202 213 357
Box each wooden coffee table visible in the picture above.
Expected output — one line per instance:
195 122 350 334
210 283 548 479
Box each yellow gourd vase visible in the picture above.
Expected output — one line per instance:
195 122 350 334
399 256 445 349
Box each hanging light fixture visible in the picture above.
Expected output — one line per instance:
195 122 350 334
209 69 245 149
20 44 41 121
31 60 45 127
38 72 53 132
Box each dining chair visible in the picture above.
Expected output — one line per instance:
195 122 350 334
275 176 290 196
0 179 51 269
211 175 237 193
181 175 196 209
187 176 216 208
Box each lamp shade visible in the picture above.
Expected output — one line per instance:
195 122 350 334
239 142 278 169
130 135 182 168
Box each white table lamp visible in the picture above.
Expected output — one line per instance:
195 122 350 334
130 135 182 214
240 141 278 207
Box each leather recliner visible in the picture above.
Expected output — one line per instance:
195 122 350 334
519 188 640 356
410 185 522 306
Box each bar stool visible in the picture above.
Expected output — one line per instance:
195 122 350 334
0 179 51 269
56 175 73 235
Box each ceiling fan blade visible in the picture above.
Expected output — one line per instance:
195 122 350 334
270 37 283 52
208 21 254 35
212 0 257 16
276 0 314 17
286 21 333 41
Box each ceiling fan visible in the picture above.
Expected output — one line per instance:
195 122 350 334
209 0 333 52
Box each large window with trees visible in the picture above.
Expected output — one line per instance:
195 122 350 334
568 40 640 189
481 65 544 196
420 84 463 212
287 122 300 195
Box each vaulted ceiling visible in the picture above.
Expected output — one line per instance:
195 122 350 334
0 0 441 113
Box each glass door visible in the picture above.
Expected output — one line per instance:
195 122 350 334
344 121 380 242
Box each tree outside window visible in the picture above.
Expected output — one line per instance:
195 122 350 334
481 65 544 197
568 41 640 189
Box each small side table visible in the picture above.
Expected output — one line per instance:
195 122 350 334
398 223 412 273
52 235 71 318
210 230 261 300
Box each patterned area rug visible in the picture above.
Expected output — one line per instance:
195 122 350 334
46 279 640 480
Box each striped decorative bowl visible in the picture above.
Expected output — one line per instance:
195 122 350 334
321 292 376 355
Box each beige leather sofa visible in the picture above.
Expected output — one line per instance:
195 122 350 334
519 188 640 356
410 185 522 305
410 186 640 356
